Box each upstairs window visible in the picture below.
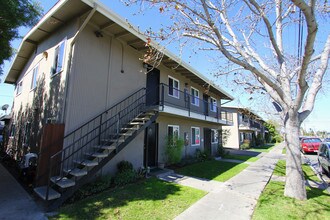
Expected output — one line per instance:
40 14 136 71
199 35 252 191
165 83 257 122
51 39 66 76
16 81 23 95
30 64 39 90
168 76 179 98
191 127 200 146
191 87 199 106
210 97 217 112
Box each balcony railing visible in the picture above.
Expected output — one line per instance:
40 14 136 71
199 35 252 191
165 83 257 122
158 83 233 124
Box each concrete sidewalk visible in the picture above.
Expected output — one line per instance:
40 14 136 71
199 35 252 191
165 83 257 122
161 143 285 220
0 163 46 220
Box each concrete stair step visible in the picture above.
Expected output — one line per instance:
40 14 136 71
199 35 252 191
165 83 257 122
84 152 108 158
34 186 61 201
93 145 116 151
64 168 88 177
74 159 98 167
50 176 75 188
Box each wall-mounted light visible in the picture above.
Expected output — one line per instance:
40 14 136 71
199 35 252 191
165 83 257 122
94 30 103 38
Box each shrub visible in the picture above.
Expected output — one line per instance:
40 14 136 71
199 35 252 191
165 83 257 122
114 169 137 186
117 160 133 173
240 139 251 150
68 175 112 203
256 133 264 146
164 135 184 165
114 160 137 186
195 149 211 162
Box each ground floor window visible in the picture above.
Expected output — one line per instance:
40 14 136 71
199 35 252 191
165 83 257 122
191 127 200 146
211 129 218 143
168 125 179 138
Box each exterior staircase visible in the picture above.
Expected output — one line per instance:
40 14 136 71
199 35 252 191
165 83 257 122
33 88 158 210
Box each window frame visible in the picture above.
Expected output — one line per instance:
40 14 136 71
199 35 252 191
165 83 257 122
190 86 199 106
168 76 180 99
168 125 180 138
210 97 217 112
16 80 23 96
51 38 66 77
191 126 200 146
30 64 39 91
211 129 218 144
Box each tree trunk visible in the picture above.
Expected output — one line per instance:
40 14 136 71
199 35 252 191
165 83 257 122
284 111 307 200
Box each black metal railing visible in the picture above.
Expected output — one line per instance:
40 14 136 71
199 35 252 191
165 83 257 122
43 88 149 200
159 83 233 124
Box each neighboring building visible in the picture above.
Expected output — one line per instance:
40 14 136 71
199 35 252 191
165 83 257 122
4 0 233 206
222 106 266 149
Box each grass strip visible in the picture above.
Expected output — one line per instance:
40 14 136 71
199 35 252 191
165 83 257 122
176 160 248 182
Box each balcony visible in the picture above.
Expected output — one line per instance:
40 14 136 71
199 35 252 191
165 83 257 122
153 84 233 125
239 120 261 132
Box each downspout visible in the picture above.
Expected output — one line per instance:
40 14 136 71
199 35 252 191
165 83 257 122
61 5 97 124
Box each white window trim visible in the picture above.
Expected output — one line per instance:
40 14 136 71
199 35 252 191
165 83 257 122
191 126 200 146
190 86 199 106
168 76 180 99
51 38 67 77
16 80 23 96
30 64 39 91
168 125 180 137
211 129 218 144
210 97 217 112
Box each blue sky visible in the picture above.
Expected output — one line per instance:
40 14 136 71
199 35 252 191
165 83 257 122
0 0 329 132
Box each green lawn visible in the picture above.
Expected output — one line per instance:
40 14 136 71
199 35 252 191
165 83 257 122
273 159 286 176
273 160 320 183
248 143 275 152
52 178 206 220
252 181 330 220
282 147 286 154
223 154 259 162
176 160 249 182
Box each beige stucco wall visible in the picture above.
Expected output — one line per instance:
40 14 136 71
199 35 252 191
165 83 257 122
222 108 240 149
156 114 221 163
64 23 146 134
11 19 78 123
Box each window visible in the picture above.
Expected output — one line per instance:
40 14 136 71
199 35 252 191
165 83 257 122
168 76 179 98
51 39 66 76
191 127 200 146
30 65 39 90
210 97 217 112
168 125 179 138
191 87 199 106
211 129 218 143
16 81 23 95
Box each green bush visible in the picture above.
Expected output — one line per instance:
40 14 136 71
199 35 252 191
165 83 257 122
68 175 112 203
240 139 251 150
117 160 133 173
256 133 264 146
195 149 210 162
114 169 137 186
164 135 184 165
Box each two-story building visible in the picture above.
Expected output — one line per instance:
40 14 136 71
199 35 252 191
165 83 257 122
222 106 266 149
4 0 234 207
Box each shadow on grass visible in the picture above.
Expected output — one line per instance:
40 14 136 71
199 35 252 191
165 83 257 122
223 154 259 162
54 177 204 220
253 181 330 220
249 143 275 152
273 160 286 176
175 160 248 182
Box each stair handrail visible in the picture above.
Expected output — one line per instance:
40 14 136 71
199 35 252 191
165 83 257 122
35 87 146 187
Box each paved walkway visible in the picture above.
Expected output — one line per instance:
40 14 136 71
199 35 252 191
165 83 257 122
0 163 46 220
159 143 285 220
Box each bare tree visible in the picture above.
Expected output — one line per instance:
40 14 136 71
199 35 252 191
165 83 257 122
123 0 330 200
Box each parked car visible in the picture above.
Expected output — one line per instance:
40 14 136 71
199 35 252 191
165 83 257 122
318 143 330 176
300 137 322 153
323 137 330 142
